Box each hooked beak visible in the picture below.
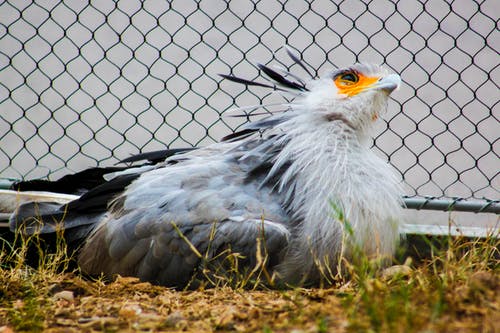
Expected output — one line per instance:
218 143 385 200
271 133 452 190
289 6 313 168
375 74 401 94
371 74 401 121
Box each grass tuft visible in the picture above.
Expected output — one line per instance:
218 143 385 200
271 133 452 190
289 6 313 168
341 230 499 333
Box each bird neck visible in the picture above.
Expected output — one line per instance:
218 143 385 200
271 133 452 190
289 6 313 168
270 113 403 280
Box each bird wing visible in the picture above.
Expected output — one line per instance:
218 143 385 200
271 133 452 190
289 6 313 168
79 215 290 287
76 143 291 287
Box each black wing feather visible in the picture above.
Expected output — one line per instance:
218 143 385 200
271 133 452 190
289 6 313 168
119 148 196 164
10 167 127 195
66 173 141 213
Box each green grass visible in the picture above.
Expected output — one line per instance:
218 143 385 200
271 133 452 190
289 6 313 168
341 232 499 333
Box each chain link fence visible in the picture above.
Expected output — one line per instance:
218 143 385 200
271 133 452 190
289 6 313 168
0 1 498 216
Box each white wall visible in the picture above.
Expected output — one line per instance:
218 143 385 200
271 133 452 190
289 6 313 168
0 0 498 226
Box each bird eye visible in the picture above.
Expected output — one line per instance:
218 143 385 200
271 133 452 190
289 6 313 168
338 72 358 85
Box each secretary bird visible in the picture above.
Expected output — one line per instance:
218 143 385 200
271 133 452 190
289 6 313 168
7 50 404 287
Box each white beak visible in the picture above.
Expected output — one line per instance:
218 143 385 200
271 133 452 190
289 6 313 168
376 74 401 94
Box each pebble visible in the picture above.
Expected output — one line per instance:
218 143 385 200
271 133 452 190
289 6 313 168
53 290 75 302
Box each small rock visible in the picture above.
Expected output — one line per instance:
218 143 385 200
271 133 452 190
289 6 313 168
53 290 75 302
381 265 412 279
216 308 235 328
119 304 142 319
13 299 24 309
469 271 498 291
48 283 63 294
0 326 14 333
164 311 185 327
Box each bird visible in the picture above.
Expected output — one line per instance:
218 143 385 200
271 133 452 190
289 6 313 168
8 49 404 288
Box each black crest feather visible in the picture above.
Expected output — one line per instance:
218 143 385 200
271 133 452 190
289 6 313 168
285 46 315 79
219 74 283 91
257 63 309 92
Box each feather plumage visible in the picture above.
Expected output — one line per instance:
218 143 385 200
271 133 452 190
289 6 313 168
8 50 404 288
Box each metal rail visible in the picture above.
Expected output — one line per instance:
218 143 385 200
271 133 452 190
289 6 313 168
403 196 499 214
1 178 498 214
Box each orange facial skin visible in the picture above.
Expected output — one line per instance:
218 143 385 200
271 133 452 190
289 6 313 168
334 71 380 97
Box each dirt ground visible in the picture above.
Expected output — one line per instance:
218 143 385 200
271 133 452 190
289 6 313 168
0 234 498 332
0 268 498 333
1 273 349 332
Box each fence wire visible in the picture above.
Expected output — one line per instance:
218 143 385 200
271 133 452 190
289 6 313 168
0 0 498 213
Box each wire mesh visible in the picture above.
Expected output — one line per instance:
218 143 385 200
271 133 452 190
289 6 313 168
0 0 498 213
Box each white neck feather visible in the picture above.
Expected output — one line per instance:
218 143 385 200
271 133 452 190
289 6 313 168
270 108 404 282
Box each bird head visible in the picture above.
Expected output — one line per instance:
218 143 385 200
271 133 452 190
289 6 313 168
302 63 401 134
221 55 401 144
